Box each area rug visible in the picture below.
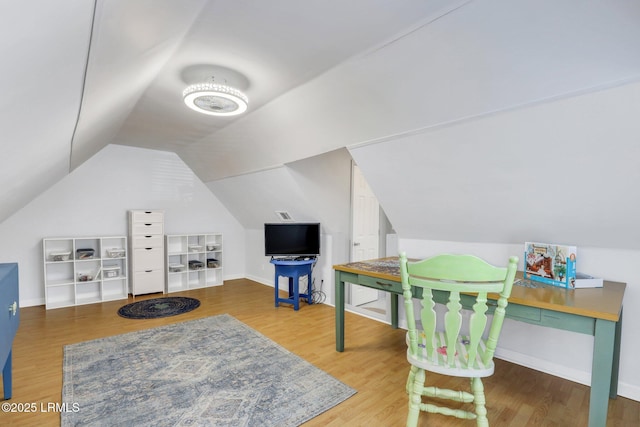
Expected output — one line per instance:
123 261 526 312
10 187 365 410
117 296 200 319
62 314 356 426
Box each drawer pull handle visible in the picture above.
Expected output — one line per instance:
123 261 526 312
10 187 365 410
145 248 152 250
145 270 152 273
145 236 152 238
145 223 152 226
376 281 393 287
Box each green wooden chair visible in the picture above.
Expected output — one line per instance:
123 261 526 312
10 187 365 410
399 252 518 427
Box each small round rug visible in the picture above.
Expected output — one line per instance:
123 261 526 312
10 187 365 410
118 297 200 319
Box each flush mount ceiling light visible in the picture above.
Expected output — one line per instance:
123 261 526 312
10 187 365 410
182 80 249 116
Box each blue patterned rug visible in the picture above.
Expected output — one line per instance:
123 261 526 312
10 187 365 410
62 314 355 426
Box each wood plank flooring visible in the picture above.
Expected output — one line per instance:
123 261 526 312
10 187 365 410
1 278 638 426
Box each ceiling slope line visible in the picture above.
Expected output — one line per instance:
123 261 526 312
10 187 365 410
69 1 210 170
67 0 98 173
202 163 287 184
346 73 640 152
355 0 474 60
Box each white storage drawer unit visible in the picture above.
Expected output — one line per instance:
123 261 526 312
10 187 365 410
128 210 165 295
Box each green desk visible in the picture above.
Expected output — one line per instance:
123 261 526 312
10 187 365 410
334 257 625 427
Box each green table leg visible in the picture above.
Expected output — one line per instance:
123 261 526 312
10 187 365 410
335 271 345 352
589 318 616 427
610 308 623 398
390 293 399 328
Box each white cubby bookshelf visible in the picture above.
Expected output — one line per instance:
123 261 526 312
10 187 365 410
165 233 223 293
43 236 128 309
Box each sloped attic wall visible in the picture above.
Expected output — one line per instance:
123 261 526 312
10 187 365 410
0 2 93 224
206 148 352 232
206 148 353 288
351 80 640 251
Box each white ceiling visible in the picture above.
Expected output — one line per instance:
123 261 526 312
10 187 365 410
2 0 640 227
72 0 461 173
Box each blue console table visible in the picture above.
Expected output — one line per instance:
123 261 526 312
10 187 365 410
270 259 316 311
0 263 19 400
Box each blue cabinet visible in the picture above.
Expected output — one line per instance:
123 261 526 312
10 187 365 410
0 263 19 399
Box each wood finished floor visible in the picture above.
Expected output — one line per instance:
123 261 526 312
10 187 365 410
1 278 638 426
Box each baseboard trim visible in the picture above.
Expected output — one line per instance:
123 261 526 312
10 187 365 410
495 348 640 402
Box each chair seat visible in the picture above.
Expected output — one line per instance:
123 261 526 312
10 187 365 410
406 331 495 378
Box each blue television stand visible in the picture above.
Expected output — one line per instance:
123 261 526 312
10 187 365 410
270 258 316 311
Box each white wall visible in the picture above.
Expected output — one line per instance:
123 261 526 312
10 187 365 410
0 144 245 307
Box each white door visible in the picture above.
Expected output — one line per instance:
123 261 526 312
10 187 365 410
351 164 380 306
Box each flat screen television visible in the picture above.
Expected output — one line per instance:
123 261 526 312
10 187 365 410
264 223 320 257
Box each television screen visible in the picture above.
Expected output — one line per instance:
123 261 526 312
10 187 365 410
264 223 320 257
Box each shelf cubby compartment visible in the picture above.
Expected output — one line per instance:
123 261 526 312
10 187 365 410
206 268 222 286
76 259 101 283
75 281 101 305
205 234 222 250
44 238 74 263
102 279 127 301
46 284 75 309
102 236 127 260
74 238 100 260
45 262 74 286
188 270 205 288
102 258 125 279
167 273 189 292
187 235 206 253
166 235 188 255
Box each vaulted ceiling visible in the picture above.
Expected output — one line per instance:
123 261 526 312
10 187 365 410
2 0 640 228
73 0 460 173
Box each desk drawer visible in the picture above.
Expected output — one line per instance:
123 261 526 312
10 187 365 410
505 304 542 322
358 275 402 294
503 305 594 335
540 310 594 335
